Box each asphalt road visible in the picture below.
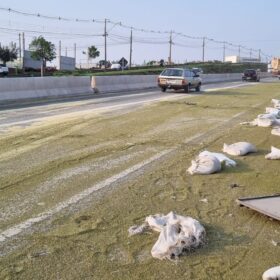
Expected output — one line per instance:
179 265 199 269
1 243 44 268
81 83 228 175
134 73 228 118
0 80 265 133
1 78 280 279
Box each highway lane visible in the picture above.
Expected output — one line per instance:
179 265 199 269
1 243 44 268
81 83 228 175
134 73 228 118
0 80 262 132
0 78 279 279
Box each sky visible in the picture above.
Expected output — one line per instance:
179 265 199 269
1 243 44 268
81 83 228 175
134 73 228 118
0 0 279 66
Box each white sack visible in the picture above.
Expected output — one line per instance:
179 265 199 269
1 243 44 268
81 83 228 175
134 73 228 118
263 266 280 280
265 146 280 160
199 151 237 167
255 114 277 127
271 127 280 136
146 212 205 260
223 142 257 156
265 107 280 118
187 155 221 175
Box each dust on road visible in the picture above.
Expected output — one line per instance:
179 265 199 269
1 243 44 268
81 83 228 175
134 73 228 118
1 83 280 279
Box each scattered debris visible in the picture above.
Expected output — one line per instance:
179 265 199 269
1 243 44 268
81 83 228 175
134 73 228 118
223 142 257 156
128 211 205 260
185 101 197 106
265 146 280 160
271 240 278 247
200 198 208 203
128 224 149 237
237 194 280 221
262 266 280 280
187 154 221 175
240 121 257 126
229 183 240 188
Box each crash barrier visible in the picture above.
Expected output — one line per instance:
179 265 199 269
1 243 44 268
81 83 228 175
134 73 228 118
91 75 158 93
92 72 272 94
0 76 93 102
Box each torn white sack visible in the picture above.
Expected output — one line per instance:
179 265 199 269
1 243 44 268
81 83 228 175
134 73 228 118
265 146 280 160
199 151 237 167
187 154 221 175
129 211 205 260
148 212 205 260
223 142 257 156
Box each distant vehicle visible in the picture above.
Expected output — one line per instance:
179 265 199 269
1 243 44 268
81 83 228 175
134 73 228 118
242 69 260 82
0 64 9 76
158 68 202 93
271 57 280 79
111 63 121 70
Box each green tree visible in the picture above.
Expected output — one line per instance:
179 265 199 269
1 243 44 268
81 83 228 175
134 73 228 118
87 45 100 60
29 36 56 77
0 45 18 65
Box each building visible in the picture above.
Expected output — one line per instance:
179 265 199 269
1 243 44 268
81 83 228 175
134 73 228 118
225 55 261 63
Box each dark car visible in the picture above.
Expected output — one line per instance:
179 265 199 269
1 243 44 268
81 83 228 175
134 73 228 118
158 68 202 93
242 69 260 82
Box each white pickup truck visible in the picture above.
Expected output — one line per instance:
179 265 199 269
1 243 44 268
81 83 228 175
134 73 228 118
0 64 9 76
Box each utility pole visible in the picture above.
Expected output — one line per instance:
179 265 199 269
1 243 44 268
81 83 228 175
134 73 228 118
74 43 76 64
250 48 252 59
22 32 25 71
168 31 172 65
223 41 226 62
258 49 261 62
129 28 133 68
22 32 25 55
58 40 61 70
18 33 22 59
202 37 205 62
104 18 108 69
238 45 241 61
65 47 67 57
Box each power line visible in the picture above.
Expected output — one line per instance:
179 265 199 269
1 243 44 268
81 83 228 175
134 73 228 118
0 5 271 57
0 26 103 37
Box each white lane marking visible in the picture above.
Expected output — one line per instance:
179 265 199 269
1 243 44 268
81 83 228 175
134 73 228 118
204 82 256 92
0 148 174 242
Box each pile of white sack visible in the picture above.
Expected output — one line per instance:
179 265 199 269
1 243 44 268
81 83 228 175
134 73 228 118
128 211 205 260
241 99 280 129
